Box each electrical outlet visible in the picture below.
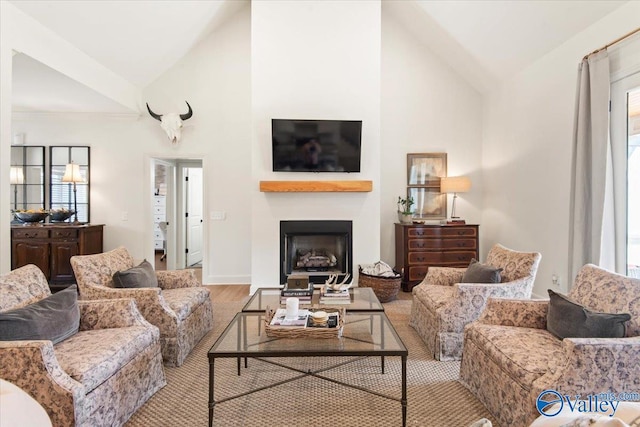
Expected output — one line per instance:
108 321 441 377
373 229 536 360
552 274 559 287
121 211 128 221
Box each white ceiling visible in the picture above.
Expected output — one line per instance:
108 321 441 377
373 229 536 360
9 0 629 112
10 0 244 88
415 0 627 82
12 53 133 113
9 0 246 113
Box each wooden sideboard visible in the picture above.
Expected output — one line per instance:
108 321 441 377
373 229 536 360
394 223 479 292
11 224 104 291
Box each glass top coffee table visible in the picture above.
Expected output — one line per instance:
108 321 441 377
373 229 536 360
208 311 407 426
242 286 384 312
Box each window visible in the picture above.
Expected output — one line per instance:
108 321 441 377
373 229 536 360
611 71 640 277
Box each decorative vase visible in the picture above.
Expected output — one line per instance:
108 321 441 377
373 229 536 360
398 212 413 224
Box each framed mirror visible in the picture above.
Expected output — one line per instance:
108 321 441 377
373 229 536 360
10 146 46 221
50 146 90 223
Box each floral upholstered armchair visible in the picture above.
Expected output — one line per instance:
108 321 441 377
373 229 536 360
0 264 165 427
460 264 640 427
70 246 213 367
409 243 541 360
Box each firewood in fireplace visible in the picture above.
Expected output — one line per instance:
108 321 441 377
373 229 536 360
296 248 337 270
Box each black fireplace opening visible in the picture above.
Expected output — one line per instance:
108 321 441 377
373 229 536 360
280 220 353 285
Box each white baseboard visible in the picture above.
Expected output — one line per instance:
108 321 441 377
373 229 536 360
204 275 251 285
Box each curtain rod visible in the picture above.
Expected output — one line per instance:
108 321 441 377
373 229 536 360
583 27 640 60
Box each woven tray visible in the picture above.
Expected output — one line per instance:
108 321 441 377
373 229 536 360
264 307 345 338
358 267 402 303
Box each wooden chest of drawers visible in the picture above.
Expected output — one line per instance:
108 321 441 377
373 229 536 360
394 223 479 292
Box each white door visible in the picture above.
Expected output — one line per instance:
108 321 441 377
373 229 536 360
185 167 203 267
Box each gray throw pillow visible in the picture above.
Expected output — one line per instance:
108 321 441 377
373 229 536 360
113 259 158 288
0 285 80 344
547 289 631 339
460 259 503 283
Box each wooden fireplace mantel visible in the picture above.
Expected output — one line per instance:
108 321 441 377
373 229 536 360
259 180 373 193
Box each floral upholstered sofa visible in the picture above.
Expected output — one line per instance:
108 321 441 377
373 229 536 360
409 244 541 360
0 264 166 427
71 246 213 367
460 264 640 427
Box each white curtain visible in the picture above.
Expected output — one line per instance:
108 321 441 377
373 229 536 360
568 50 612 285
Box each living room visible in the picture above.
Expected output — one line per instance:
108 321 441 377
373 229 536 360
1 0 636 297
1 0 640 426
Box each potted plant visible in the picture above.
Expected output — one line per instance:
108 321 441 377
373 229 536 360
397 196 414 224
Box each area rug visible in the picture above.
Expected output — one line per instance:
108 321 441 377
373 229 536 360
126 292 497 427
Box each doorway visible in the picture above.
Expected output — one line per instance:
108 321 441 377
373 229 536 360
150 157 204 271
184 166 203 267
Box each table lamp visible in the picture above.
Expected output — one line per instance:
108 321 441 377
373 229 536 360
10 167 24 211
62 162 84 224
440 176 471 224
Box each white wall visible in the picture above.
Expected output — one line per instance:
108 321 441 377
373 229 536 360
482 1 640 296
380 9 484 264
251 1 382 290
8 5 252 284
144 4 252 284
10 113 149 253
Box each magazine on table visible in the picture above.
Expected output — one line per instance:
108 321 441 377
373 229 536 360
269 308 309 327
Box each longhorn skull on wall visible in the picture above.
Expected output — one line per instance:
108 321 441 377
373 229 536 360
146 101 193 145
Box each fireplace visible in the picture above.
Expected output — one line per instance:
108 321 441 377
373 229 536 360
280 220 353 285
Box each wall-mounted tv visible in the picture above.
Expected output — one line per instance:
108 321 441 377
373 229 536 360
272 119 362 172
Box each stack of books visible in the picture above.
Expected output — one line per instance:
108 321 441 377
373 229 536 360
319 286 352 305
280 282 314 304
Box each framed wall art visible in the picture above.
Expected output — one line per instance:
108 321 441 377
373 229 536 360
405 153 447 220
407 153 447 187
408 187 447 220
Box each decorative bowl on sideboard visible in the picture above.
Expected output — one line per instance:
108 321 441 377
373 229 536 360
14 211 49 224
49 209 75 222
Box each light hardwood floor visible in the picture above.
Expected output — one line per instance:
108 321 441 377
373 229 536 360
155 252 250 302
207 284 250 302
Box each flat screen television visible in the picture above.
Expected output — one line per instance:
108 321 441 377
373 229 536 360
272 119 362 172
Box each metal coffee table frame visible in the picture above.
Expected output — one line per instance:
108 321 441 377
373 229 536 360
208 311 408 426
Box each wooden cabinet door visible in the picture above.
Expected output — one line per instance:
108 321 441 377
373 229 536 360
12 241 50 280
50 242 79 283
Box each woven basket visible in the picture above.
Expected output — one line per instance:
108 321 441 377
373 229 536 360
264 307 345 338
358 267 401 303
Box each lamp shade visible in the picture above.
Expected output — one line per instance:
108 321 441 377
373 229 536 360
9 167 24 185
62 163 84 183
440 176 471 194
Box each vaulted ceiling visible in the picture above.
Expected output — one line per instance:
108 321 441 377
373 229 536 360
9 0 628 113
